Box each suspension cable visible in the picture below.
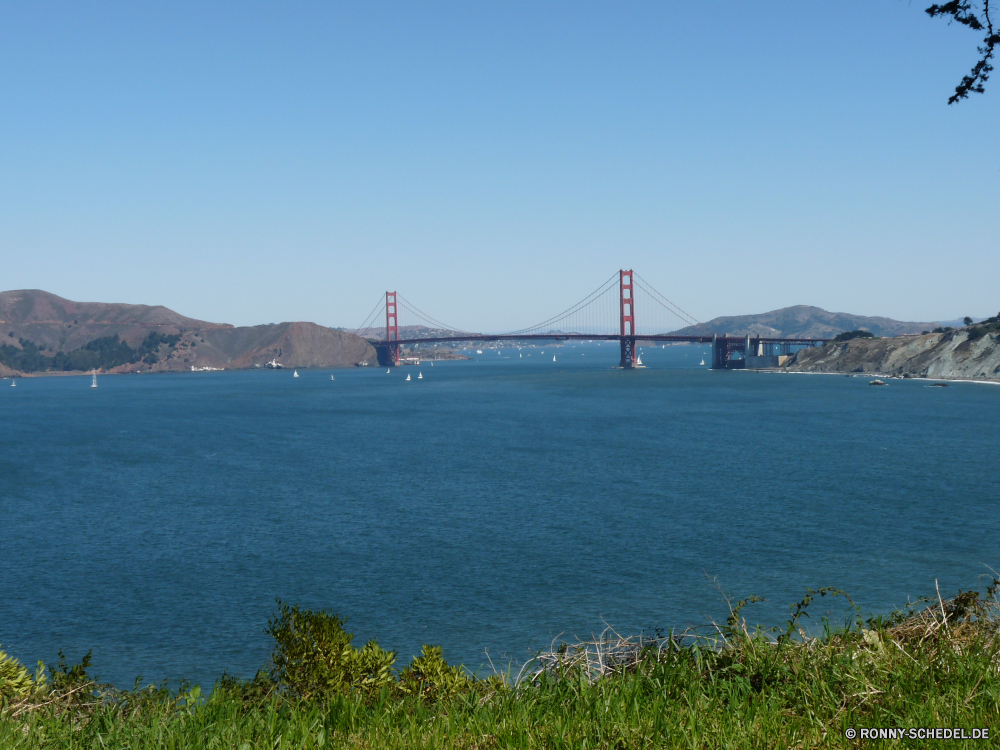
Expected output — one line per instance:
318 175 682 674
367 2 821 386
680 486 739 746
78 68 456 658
504 272 620 335
396 295 476 335
633 274 714 336
353 297 386 338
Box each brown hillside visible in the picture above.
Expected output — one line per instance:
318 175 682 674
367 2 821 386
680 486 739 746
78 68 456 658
0 290 378 373
148 322 377 371
0 289 231 352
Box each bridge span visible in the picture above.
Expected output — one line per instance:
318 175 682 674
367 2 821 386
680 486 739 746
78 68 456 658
354 270 830 370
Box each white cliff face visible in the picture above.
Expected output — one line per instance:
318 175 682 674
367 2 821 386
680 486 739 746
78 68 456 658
786 330 1000 380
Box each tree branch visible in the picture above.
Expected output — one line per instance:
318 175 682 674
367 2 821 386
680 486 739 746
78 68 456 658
927 0 999 103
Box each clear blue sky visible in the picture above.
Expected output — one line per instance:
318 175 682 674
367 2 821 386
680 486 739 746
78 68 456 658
2 1 997 330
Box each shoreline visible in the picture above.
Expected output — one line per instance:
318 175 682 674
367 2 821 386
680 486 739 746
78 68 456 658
751 368 1000 386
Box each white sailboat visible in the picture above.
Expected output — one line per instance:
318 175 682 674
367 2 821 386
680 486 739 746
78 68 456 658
476 349 483 354
417 372 423 379
519 352 522 358
386 368 390 374
405 373 411 381
91 370 97 388
553 355 557 362
293 370 299 378
699 359 705 366
10 379 15 387
330 374 335 380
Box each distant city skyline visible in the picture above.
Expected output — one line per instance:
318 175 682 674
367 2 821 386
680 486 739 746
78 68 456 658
2 1 998 330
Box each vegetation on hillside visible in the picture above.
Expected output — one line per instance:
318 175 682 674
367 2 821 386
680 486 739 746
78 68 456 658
0 332 180 373
832 330 875 342
2 580 998 748
966 313 1000 341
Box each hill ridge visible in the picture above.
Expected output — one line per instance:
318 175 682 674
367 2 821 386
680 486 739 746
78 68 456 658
0 290 377 374
668 304 938 339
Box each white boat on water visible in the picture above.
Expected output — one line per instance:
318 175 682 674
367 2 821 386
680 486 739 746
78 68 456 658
476 349 483 354
635 353 645 368
91 370 97 388
330 374 335 381
418 372 423 379
10 379 15 387
700 359 705 365
386 368 390 374
293 370 299 378
553 355 556 362
405 373 411 381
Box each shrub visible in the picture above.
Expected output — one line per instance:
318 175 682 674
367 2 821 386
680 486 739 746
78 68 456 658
266 601 396 700
398 645 473 700
0 648 38 699
833 330 874 342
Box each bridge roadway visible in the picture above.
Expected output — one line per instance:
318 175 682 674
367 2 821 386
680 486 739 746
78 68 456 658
371 334 829 345
368 333 832 369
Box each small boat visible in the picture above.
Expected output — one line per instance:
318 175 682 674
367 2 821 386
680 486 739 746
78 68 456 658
699 359 705 366
10 379 15 387
417 372 423 379
635 354 645 368
91 370 97 388
869 379 887 386
476 350 483 354
553 355 557 362
405 373 411 381
293 370 299 378
386 368 390 374
330 375 335 381
519 353 522 358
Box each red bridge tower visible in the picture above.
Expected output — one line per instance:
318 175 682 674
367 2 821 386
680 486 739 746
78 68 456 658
619 269 636 368
385 291 400 366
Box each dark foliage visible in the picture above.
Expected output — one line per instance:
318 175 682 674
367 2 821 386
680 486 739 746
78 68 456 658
0 332 181 372
0 339 50 371
927 0 999 103
965 314 1000 340
833 330 875 342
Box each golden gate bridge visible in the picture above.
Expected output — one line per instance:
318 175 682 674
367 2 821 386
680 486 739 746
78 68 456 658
353 270 829 370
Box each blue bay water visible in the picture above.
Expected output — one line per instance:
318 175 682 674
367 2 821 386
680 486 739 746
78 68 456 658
2 343 999 688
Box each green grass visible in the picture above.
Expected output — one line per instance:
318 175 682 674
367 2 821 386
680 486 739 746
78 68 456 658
3 585 999 749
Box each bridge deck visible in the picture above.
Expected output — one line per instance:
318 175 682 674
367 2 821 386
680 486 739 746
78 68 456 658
367 334 829 346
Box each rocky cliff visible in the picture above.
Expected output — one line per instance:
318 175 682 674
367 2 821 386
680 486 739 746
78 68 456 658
785 329 1000 380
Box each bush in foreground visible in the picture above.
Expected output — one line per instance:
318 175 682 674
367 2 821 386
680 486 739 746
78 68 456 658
2 582 999 748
